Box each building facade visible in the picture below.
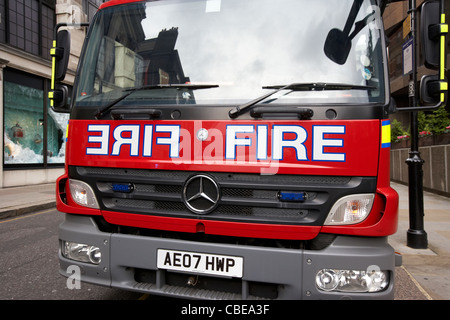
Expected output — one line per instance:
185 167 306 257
384 0 450 118
0 0 104 188
384 0 450 197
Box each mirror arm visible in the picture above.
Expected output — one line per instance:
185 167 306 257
399 77 447 111
399 0 448 112
53 22 90 39
343 0 364 35
398 101 443 112
429 22 448 39
50 47 64 60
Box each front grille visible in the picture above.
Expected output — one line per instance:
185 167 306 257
70 166 376 226
134 268 278 299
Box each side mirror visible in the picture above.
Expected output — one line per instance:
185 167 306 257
49 29 71 113
54 30 71 82
49 84 69 112
420 74 439 104
324 0 376 65
419 0 448 106
324 29 352 65
49 23 89 113
421 1 441 69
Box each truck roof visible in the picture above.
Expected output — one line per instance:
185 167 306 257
99 0 144 10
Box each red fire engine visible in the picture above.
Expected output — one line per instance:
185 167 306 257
49 0 447 299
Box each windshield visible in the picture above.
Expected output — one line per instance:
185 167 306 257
74 0 387 108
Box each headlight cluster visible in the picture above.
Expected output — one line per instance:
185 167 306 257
316 267 389 293
62 241 102 265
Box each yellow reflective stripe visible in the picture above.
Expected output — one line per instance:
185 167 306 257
48 91 54 107
440 82 447 102
441 15 447 80
51 59 56 90
441 34 446 78
440 14 447 102
50 40 57 91
381 120 391 148
382 126 391 145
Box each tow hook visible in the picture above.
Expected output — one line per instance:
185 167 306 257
187 275 199 286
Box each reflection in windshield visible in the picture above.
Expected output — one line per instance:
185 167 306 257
74 0 386 107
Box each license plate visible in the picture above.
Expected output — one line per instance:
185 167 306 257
157 249 243 278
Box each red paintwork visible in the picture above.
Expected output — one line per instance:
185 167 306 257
56 0 399 247
56 118 399 240
99 0 144 10
67 119 380 176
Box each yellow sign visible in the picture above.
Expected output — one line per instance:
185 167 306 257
403 14 411 39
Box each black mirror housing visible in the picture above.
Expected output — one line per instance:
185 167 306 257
421 1 442 69
49 29 71 113
420 74 448 105
324 29 352 65
49 23 88 113
50 84 70 113
418 0 448 109
53 30 71 82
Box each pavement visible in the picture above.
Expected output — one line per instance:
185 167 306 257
388 182 450 300
0 181 449 300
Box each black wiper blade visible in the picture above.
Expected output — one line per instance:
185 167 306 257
229 83 298 119
94 83 219 119
262 82 376 91
123 83 220 92
228 82 374 119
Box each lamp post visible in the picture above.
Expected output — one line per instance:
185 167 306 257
406 0 428 249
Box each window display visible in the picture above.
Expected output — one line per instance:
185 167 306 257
3 74 68 166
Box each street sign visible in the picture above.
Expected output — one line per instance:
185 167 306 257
402 37 414 75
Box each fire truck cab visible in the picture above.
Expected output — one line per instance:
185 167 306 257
49 0 447 299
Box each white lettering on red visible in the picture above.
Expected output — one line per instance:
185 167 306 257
85 124 346 162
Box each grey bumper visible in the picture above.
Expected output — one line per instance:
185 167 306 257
59 214 399 300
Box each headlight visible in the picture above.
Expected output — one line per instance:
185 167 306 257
324 194 374 225
69 179 99 209
62 241 102 265
316 267 389 293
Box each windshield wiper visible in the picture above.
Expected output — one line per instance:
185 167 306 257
94 83 219 119
228 82 375 118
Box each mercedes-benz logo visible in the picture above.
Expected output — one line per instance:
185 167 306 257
182 174 220 214
196 128 209 141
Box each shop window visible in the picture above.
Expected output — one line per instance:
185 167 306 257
3 69 68 167
47 106 68 164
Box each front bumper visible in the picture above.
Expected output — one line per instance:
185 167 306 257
59 214 400 300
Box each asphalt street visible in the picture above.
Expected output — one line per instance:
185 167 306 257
1 182 449 300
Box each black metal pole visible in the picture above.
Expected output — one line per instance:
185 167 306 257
406 0 428 249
